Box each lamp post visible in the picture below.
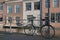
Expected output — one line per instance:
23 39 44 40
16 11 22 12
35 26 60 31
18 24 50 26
8 17 12 33
48 0 50 25
40 0 42 30
48 0 50 39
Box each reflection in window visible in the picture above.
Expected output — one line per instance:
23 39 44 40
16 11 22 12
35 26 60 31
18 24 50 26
45 0 48 8
0 3 3 10
15 5 20 13
56 13 60 22
34 2 40 10
26 3 31 10
15 17 20 22
45 0 50 8
0 17 3 21
15 17 21 26
7 5 12 13
51 13 55 22
53 0 59 7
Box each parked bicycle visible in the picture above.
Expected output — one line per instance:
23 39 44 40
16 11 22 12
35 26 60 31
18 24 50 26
40 16 55 39
24 16 55 39
24 16 36 35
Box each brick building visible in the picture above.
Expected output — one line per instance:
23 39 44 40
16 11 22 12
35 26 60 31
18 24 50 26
0 0 59 29
42 0 60 28
3 0 23 26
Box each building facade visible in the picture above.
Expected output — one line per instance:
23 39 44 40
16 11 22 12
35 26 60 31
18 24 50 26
42 0 60 28
0 0 59 29
23 0 40 26
3 0 23 26
0 0 5 28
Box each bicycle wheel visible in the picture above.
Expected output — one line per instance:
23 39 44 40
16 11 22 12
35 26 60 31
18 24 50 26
36 27 41 35
40 25 55 39
24 24 35 35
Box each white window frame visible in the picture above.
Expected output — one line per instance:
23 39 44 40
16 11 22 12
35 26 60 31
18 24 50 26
15 5 16 13
7 5 12 13
15 5 20 13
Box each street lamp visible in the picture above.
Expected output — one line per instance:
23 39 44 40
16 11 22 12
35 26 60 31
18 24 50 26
8 17 12 33
48 0 50 24
40 0 42 30
48 0 50 39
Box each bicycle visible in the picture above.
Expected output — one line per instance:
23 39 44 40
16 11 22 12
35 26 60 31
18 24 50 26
24 16 36 35
24 16 55 39
40 16 55 39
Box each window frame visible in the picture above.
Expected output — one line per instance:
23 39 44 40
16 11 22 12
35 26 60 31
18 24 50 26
53 0 59 8
15 17 20 23
0 3 3 11
34 2 40 10
7 5 12 13
26 2 31 11
0 17 3 21
56 13 60 23
15 5 20 13
15 17 21 26
51 13 55 22
45 0 48 8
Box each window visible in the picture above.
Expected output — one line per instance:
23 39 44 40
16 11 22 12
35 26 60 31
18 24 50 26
15 5 20 13
7 5 12 13
0 17 3 21
34 2 40 10
51 13 60 23
26 3 31 10
27 15 33 22
10 0 15 1
45 0 48 8
53 0 59 7
15 17 20 23
0 3 3 10
15 17 21 26
56 13 60 22
8 17 12 23
45 0 50 8
51 13 55 22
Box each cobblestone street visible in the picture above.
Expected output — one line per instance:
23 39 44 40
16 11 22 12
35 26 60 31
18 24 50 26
0 33 60 40
0 28 60 40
